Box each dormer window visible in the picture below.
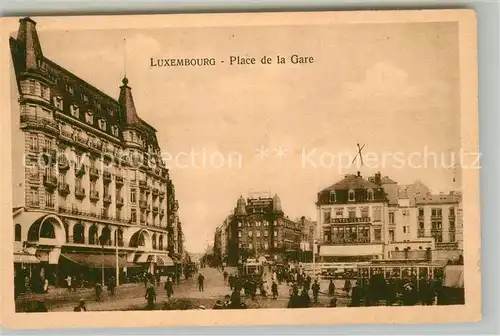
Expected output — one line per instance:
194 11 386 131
367 189 374 201
111 125 119 137
81 92 89 102
98 119 107 131
85 110 94 125
108 108 114 117
329 191 336 203
348 189 355 201
95 100 101 110
70 105 79 118
53 96 63 110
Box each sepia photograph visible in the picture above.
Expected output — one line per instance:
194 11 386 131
1 9 480 328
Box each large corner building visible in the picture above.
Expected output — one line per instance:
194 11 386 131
10 18 185 286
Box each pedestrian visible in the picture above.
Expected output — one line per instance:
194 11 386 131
343 279 352 297
329 297 337 307
271 280 278 299
328 279 336 296
94 282 102 301
73 298 87 312
145 283 156 310
300 288 311 308
164 276 174 298
43 278 49 293
350 281 361 307
287 288 301 308
213 300 225 309
198 273 205 292
223 271 228 284
107 277 116 296
65 275 72 293
230 289 242 309
228 274 234 290
312 279 320 303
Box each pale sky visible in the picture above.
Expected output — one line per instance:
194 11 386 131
28 21 460 253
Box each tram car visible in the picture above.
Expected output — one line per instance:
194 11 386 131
238 259 264 282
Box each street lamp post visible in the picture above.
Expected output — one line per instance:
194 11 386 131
115 230 120 287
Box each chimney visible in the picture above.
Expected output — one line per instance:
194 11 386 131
357 171 361 177
375 171 381 185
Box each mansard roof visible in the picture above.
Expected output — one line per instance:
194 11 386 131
320 173 380 193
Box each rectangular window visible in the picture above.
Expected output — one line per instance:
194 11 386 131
90 181 96 193
248 231 253 237
45 192 54 208
273 231 277 237
348 190 355 201
41 84 50 100
256 231 261 237
30 188 39 205
361 207 369 218
348 208 356 218
374 228 382 241
130 188 137 203
75 178 82 189
238 222 242 228
264 243 269 249
249 243 253 249
431 208 443 217
29 134 38 151
273 241 277 247
329 192 336 203
403 226 410 234
373 207 382 221
449 207 455 217
389 212 395 224
418 208 424 216
131 209 137 222
323 210 331 223
264 230 268 237
335 208 343 218
238 231 242 238
418 220 425 229
70 105 79 118
389 230 395 242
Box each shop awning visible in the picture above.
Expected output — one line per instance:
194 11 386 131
135 253 154 263
14 253 40 264
61 253 128 268
444 265 464 288
156 255 174 266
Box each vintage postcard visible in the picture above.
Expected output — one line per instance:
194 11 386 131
0 9 480 329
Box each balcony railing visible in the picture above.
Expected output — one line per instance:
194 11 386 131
89 167 100 180
139 180 147 189
20 114 58 133
116 197 124 207
116 175 124 186
139 200 147 209
103 170 112 184
152 188 159 197
75 187 86 200
145 186 151 194
60 129 73 141
75 135 88 146
43 173 57 190
89 141 102 151
103 194 112 205
58 156 70 171
58 182 70 196
89 190 99 202
435 242 459 250
417 229 426 237
152 206 159 214
331 217 371 224
42 147 57 163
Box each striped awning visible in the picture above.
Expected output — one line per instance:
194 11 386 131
156 255 174 266
135 253 154 263
61 253 128 268
14 253 40 264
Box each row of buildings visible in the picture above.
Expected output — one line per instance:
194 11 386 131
214 172 463 266
11 17 186 286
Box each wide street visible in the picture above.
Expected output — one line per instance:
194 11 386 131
18 267 351 312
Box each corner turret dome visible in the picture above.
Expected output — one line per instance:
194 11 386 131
272 193 282 212
235 195 246 215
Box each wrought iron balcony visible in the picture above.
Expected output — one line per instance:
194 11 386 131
116 197 124 207
139 180 147 189
89 167 100 181
89 190 100 202
103 194 112 205
75 187 86 199
152 188 159 197
20 114 59 133
115 175 124 186
58 182 70 196
58 156 70 171
152 206 159 214
103 170 112 184
42 147 57 163
43 173 57 190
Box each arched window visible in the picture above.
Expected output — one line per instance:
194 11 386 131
40 221 55 239
89 225 98 245
158 235 164 251
15 224 22 242
101 227 111 246
152 233 157 250
73 223 85 244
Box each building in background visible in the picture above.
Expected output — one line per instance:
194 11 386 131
317 171 463 263
10 17 186 287
214 193 301 266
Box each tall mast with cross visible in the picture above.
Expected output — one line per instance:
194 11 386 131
351 143 366 173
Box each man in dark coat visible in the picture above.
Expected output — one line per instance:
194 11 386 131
300 288 311 308
198 273 205 292
312 280 321 303
271 281 279 299
145 283 156 309
287 288 301 308
164 276 174 298
350 281 362 307
328 279 336 297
